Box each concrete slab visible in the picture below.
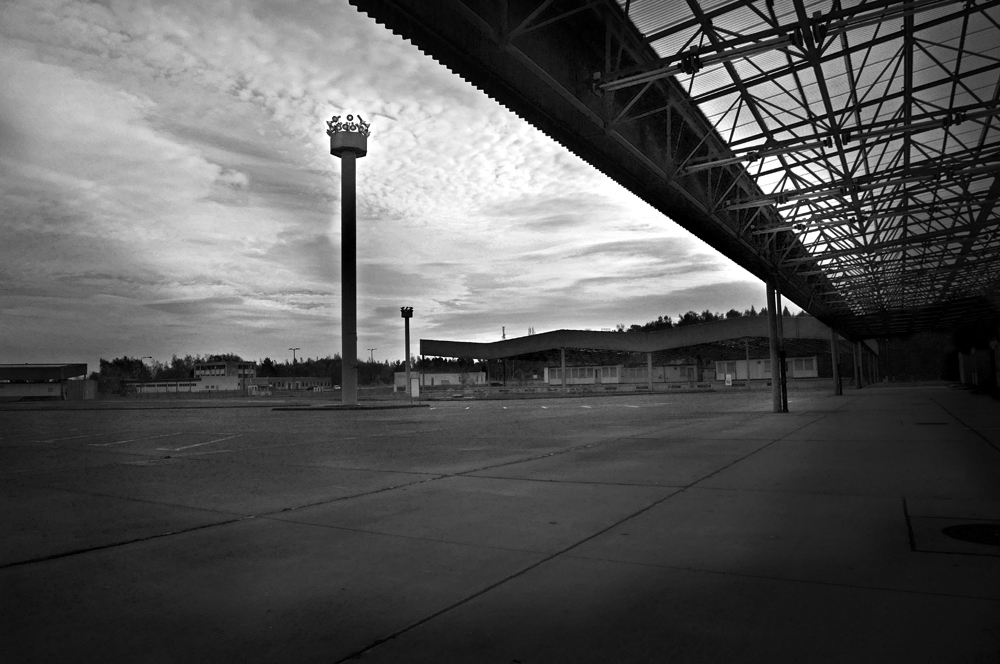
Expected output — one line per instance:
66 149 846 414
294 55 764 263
3 386 999 662
570 487 1000 598
1 518 541 663
468 436 773 486
271 475 677 553
355 556 1000 663
0 480 237 566
698 437 1000 498
7 457 430 514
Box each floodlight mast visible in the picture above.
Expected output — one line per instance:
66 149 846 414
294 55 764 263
401 307 413 398
328 113 370 406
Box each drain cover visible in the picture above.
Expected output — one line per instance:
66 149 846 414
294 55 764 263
941 524 1000 546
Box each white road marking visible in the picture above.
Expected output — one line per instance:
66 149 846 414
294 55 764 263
40 431 134 444
176 449 232 457
160 434 243 452
624 405 639 408
581 406 592 409
90 432 186 447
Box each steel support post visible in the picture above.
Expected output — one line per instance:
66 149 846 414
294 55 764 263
854 342 863 389
766 282 783 413
774 284 788 412
341 151 358 406
647 352 653 392
745 337 751 389
561 347 567 393
830 328 842 396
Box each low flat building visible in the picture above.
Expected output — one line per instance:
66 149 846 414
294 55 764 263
265 377 333 391
394 371 486 391
0 364 93 401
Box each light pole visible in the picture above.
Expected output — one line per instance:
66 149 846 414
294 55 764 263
401 307 413 397
328 113 370 406
288 347 300 364
367 348 377 363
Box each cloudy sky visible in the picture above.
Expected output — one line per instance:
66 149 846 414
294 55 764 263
0 0 778 370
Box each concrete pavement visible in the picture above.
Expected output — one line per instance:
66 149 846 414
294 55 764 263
2 385 998 662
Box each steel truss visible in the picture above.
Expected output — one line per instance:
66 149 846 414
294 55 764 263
351 0 1000 337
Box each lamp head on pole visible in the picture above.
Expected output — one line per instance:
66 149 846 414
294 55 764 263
327 113 370 158
400 306 413 319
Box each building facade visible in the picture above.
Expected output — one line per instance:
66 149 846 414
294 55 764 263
394 371 486 391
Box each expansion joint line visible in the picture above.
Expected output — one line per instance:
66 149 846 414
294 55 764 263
0 517 255 571
928 396 1000 454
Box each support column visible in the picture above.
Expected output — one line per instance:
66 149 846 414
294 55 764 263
854 342 863 388
774 283 788 412
830 328 842 396
340 151 358 406
560 347 567 393
745 336 751 389
403 311 411 398
647 352 653 392
766 282 782 413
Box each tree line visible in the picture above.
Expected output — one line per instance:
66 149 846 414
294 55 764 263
616 305 800 333
89 353 411 394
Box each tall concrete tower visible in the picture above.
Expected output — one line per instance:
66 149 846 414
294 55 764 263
327 113 370 406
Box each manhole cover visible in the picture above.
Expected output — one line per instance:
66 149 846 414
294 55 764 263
941 524 1000 546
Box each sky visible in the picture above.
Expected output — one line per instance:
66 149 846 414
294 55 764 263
0 0 781 371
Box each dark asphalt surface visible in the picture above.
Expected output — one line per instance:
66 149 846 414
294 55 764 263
2 386 998 662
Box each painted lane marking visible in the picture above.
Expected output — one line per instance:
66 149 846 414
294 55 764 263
581 406 592 409
39 431 135 444
160 434 243 452
90 432 186 447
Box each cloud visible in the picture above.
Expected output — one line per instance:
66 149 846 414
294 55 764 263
0 0 767 370
144 296 244 316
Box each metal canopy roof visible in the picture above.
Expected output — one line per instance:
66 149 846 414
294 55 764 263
350 0 1000 338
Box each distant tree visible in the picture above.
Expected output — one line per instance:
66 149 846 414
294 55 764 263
206 353 243 362
96 356 151 394
257 357 278 378
796 309 809 317
745 305 757 317
615 323 626 332
782 305 791 316
725 309 743 318
157 354 198 379
676 311 701 327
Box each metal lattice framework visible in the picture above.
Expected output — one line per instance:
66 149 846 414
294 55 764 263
351 0 1000 338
